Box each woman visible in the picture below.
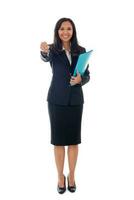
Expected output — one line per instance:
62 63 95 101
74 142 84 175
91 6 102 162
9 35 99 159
40 17 90 194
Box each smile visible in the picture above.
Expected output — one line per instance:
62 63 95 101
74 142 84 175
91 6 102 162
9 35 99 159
62 36 70 39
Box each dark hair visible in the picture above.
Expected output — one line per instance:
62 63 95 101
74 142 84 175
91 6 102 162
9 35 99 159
51 18 81 54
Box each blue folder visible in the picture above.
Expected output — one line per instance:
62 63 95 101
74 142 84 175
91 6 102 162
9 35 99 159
73 50 93 76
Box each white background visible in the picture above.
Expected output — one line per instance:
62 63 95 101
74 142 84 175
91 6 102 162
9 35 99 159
0 0 134 199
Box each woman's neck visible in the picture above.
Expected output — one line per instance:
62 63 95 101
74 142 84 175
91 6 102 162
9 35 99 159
62 42 70 51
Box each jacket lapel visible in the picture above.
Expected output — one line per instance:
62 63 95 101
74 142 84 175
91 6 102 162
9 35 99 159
58 51 71 67
57 51 79 75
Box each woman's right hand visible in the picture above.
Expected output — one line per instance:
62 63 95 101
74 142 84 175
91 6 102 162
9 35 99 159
40 42 49 53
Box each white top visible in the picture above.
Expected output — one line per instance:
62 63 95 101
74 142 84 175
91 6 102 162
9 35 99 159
63 47 72 65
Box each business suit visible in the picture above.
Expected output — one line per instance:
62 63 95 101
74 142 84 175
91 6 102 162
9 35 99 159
40 46 90 145
40 46 90 105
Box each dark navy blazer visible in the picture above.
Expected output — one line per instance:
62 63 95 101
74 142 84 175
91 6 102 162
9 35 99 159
40 46 90 105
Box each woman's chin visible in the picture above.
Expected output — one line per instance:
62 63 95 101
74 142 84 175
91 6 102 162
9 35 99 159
61 38 71 43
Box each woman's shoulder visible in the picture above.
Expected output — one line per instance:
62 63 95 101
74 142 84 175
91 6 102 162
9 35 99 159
49 44 62 55
77 45 86 53
49 44 86 55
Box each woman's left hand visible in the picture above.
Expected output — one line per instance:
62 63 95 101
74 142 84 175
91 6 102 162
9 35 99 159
70 71 82 86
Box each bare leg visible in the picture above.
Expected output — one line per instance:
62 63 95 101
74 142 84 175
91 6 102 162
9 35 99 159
67 145 78 186
54 146 65 187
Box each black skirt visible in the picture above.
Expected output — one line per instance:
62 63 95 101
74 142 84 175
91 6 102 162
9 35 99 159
48 102 83 146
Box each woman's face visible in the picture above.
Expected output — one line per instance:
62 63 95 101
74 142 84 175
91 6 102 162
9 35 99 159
58 21 73 43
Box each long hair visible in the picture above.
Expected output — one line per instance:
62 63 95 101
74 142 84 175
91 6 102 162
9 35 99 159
51 18 81 54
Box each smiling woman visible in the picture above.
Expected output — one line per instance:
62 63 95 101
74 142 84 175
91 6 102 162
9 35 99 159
40 17 90 194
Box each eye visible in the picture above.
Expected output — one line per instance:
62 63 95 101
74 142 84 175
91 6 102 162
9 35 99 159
60 27 64 31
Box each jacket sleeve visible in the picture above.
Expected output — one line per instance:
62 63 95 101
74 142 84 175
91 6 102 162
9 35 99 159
80 47 90 86
40 50 53 62
81 64 90 86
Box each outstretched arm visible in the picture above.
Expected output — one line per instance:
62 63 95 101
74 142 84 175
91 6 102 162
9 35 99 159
40 41 52 62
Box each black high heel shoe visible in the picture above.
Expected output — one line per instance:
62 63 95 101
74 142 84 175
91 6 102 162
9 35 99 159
67 176 76 193
57 176 66 194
